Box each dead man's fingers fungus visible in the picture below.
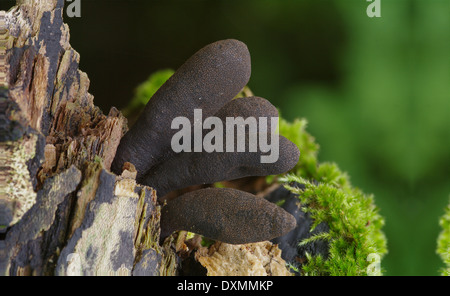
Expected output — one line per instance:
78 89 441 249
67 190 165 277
111 39 300 246
112 39 251 181
141 95 299 197
160 188 297 244
142 135 299 197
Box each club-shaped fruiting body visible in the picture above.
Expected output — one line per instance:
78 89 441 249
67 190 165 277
142 135 299 197
141 96 300 197
111 39 252 181
111 39 301 245
160 188 297 244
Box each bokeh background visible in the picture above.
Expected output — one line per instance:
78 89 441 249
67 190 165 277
2 0 449 275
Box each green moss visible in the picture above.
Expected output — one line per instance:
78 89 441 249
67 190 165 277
122 69 174 117
233 85 254 99
93 155 103 164
278 117 319 178
278 118 387 276
213 182 226 188
437 198 450 276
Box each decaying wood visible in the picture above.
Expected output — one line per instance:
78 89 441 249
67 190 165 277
0 0 175 276
195 241 292 276
0 0 292 277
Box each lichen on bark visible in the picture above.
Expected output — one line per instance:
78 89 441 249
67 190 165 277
1 0 174 276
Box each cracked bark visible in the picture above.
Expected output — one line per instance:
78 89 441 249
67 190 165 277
0 0 174 276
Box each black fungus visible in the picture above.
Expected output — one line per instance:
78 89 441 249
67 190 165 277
160 188 297 245
111 39 301 246
111 39 251 181
142 135 299 197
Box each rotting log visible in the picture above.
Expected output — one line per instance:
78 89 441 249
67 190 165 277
0 0 293 277
0 0 176 276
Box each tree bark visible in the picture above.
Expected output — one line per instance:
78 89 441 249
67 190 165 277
0 0 176 276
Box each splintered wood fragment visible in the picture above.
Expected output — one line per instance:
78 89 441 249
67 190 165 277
195 241 292 276
55 168 162 276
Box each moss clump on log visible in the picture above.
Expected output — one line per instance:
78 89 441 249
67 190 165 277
437 198 450 276
124 72 388 276
274 118 387 276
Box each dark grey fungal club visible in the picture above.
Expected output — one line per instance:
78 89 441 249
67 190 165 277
160 188 297 245
141 96 300 197
142 135 299 197
111 39 252 181
111 39 300 244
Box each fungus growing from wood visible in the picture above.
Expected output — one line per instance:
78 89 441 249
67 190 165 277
160 188 297 245
112 39 299 196
111 39 252 181
112 39 300 245
141 96 300 197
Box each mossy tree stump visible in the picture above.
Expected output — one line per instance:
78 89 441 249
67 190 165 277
0 0 387 277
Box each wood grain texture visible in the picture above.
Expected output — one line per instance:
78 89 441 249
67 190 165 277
0 0 170 276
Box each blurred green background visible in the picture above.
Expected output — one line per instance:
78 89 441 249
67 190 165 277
3 0 449 275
